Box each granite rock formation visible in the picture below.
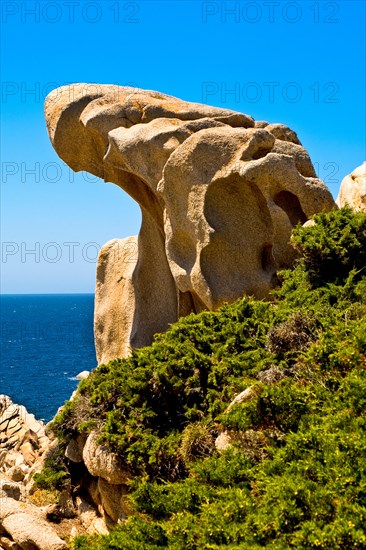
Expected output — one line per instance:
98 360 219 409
0 395 50 483
0 396 69 550
45 84 336 363
336 162 366 212
0 497 67 550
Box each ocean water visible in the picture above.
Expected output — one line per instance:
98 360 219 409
0 294 97 422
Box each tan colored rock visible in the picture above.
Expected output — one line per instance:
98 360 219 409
225 386 256 412
82 432 130 485
336 162 366 211
215 432 232 452
0 452 22 471
84 476 101 509
303 219 316 228
6 465 27 483
0 396 50 482
75 371 90 380
94 237 137 364
0 497 67 550
75 496 109 535
44 487 76 522
216 386 258 452
45 85 336 361
0 536 22 550
97 478 129 523
18 442 36 466
265 123 302 145
65 433 87 463
0 478 21 501
70 526 79 539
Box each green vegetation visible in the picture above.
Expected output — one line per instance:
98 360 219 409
47 208 366 549
33 439 69 491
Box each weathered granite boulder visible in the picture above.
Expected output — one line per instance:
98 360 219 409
336 162 366 212
97 478 129 523
0 395 50 484
45 85 336 363
76 370 90 380
75 495 110 535
94 237 138 364
65 433 87 463
0 477 21 501
0 497 67 550
82 431 130 485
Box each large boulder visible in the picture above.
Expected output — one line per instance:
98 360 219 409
97 478 129 523
94 237 139 364
45 85 336 362
336 162 366 212
82 431 130 485
0 497 67 550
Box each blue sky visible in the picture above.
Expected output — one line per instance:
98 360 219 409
1 0 365 293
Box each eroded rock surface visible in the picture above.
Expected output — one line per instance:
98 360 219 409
336 162 366 212
0 397 69 548
45 85 336 362
0 395 126 541
0 395 50 484
0 497 67 550
82 431 130 485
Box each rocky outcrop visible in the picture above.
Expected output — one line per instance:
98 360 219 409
82 431 129 485
0 397 70 548
63 431 130 532
0 497 67 550
0 395 50 484
94 237 138 364
45 84 336 363
0 396 117 543
336 162 366 212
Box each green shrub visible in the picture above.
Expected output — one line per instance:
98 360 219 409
33 441 69 491
41 208 366 549
290 206 366 287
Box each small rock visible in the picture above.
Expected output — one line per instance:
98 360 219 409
70 526 79 539
226 386 256 412
98 478 128 523
75 496 109 535
7 465 27 482
19 441 36 466
257 365 286 384
0 536 21 549
0 479 21 500
46 489 75 522
215 432 232 452
76 371 90 380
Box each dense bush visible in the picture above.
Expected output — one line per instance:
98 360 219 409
46 208 366 549
33 440 69 491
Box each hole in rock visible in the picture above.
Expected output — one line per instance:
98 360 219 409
261 244 276 272
252 148 270 160
273 190 307 226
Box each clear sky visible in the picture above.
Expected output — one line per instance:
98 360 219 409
1 0 365 293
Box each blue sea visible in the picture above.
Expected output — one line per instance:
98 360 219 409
0 294 97 422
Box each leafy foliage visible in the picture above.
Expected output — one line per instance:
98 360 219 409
45 208 366 549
